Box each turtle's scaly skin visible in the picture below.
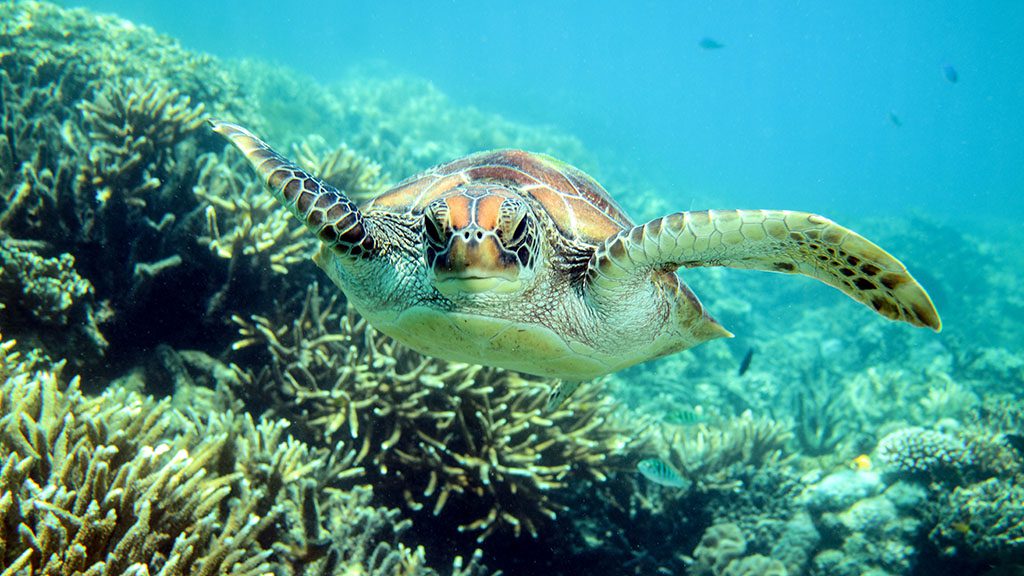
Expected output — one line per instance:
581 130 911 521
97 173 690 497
210 120 940 381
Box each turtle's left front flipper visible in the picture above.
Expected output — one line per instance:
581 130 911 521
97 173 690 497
587 209 941 331
209 120 376 260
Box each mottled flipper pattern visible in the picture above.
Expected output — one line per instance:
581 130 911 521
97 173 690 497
209 120 376 259
589 209 941 330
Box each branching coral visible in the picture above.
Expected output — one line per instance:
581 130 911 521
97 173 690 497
293 135 390 203
0 1 258 375
77 77 205 208
0 333 490 575
193 151 313 276
655 412 795 493
229 282 636 542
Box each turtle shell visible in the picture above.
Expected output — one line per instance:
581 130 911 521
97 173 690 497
363 149 634 245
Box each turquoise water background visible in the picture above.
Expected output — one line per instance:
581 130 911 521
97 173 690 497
67 1 1023 218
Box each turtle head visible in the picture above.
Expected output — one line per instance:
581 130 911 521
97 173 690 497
422 187 539 295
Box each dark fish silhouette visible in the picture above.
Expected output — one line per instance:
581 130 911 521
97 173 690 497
942 64 958 83
888 111 903 127
699 37 725 50
738 347 754 376
1004 433 1024 456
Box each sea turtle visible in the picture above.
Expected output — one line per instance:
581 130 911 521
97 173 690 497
210 120 940 398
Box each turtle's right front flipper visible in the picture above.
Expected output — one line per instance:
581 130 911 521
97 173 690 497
209 120 376 259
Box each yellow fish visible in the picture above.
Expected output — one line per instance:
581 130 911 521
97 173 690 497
951 522 970 535
851 454 872 471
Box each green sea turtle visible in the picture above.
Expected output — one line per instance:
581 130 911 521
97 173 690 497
210 121 940 399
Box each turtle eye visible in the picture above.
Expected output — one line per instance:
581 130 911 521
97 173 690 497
509 215 529 246
423 213 446 248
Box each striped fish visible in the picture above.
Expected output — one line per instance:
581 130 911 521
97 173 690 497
637 458 691 490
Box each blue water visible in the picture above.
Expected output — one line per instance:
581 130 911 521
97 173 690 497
67 1 1024 218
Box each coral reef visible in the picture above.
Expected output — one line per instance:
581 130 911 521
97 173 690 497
876 426 971 482
228 282 636 543
929 478 1024 568
0 241 108 364
0 333 491 575
691 523 747 576
811 481 929 576
689 523 790 576
656 411 794 493
0 2 252 375
191 149 316 321
293 135 390 203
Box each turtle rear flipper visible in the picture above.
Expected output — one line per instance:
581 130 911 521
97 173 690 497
210 120 377 260
587 209 941 331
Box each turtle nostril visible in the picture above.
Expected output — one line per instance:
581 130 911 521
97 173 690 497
475 231 484 240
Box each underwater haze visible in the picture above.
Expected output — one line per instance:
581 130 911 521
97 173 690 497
69 0 1024 217
3 1 1024 575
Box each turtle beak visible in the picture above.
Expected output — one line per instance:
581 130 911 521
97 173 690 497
432 228 523 294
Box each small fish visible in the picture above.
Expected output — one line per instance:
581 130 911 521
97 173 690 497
942 63 958 83
637 458 691 490
545 380 582 412
951 521 970 535
737 347 754 376
851 454 872 471
888 111 903 127
699 37 725 50
663 407 705 426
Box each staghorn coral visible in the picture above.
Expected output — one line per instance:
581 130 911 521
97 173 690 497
0 1 259 376
79 79 205 153
875 426 971 482
77 77 205 209
0 333 491 575
229 282 636 543
0 352 276 575
192 151 314 276
0 1 244 119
